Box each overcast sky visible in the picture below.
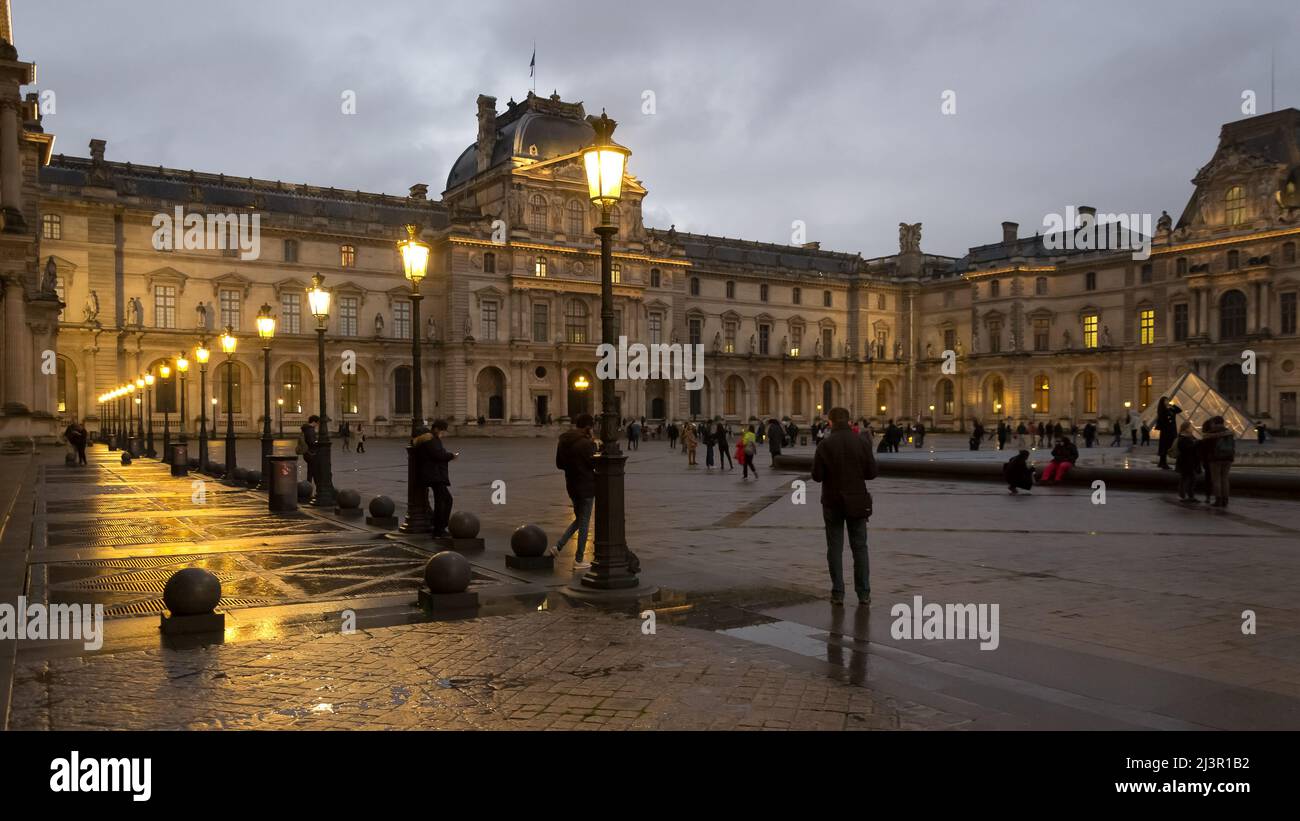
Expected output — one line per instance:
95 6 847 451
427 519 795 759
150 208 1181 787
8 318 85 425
17 0 1299 258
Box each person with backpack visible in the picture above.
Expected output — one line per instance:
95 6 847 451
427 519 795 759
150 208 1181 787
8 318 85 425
811 406 879 606
1038 436 1078 484
1204 416 1235 507
297 416 319 485
715 422 733 471
1174 421 1201 503
740 425 758 479
1003 449 1034 494
413 419 457 537
64 419 89 465
548 413 596 569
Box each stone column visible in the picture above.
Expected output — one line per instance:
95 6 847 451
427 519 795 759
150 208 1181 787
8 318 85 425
0 98 21 214
2 275 28 412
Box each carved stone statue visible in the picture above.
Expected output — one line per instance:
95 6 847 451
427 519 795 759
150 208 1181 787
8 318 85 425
126 297 141 327
893 340 902 360
970 331 979 354
41 256 58 294
374 312 385 337
748 334 756 355
1062 328 1073 349
712 331 721 354
463 314 473 339
898 222 922 254
84 289 100 324
780 336 788 355
954 339 964 357
814 336 821 356
196 301 208 329
426 316 438 342
1156 210 1172 233
1101 325 1112 347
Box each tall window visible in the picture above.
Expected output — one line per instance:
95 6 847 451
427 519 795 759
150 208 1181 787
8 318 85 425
534 256 547 277
877 293 886 310
530 194 548 232
1282 292 1297 334
990 280 1000 298
823 290 832 307
393 366 412 415
1176 257 1187 276
1082 372 1098 415
1219 290 1247 339
1033 317 1049 351
1035 276 1048 295
1139 308 1155 345
484 251 496 274
725 280 735 299
689 317 702 346
1227 250 1240 270
219 289 241 330
724 377 740 416
284 239 299 262
611 263 621 284
43 213 62 239
790 325 803 356
340 374 358 415
393 300 411 339
565 300 588 343
792 287 801 305
532 303 549 342
942 379 954 416
943 328 956 352
1173 303 1189 341
822 327 833 356
566 200 584 235
1284 243 1297 265
1225 185 1245 225
758 324 770 355
875 328 888 359
690 276 700 296
724 320 737 353
339 296 358 336
1035 376 1050 415
281 293 302 335
760 284 769 302
340 244 356 268
1085 271 1097 291
282 363 304 412
154 285 176 329
1082 314 1099 348
480 301 498 341
649 313 662 344
987 320 1002 353
217 361 242 413
1139 372 1153 410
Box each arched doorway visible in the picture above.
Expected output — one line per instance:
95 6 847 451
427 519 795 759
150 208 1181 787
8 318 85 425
759 376 779 417
477 366 506 420
876 379 893 418
724 375 747 418
647 379 668 421
568 369 594 418
792 378 810 417
821 380 834 414
936 377 955 417
982 374 1005 419
1216 363 1248 408
1073 370 1099 417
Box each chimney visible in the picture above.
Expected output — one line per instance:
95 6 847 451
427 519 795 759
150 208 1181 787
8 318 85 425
1001 221 1018 244
476 95 497 173
1076 205 1096 226
408 183 428 200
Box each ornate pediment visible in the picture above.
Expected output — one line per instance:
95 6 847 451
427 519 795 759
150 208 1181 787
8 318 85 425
1192 145 1281 186
210 271 251 298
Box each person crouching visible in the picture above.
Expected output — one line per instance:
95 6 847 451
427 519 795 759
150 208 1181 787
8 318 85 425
1003 449 1034 494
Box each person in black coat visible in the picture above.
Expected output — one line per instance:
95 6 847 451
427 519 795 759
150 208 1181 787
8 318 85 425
1003 449 1034 494
549 413 597 566
413 419 457 537
64 420 88 465
1155 397 1182 469
767 418 784 464
714 422 733 470
298 416 320 485
811 406 879 606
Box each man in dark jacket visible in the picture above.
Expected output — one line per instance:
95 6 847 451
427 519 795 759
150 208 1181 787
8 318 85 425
298 416 320 485
767 418 784 464
1003 450 1034 494
811 406 879 606
548 413 596 568
414 419 457 537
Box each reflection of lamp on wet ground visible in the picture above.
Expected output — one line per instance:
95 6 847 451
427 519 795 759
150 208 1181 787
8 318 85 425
176 353 189 447
159 363 172 461
144 372 156 458
396 225 431 534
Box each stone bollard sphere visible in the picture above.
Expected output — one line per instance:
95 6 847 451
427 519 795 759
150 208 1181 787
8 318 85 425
336 488 361 509
162 567 223 616
448 511 480 539
368 495 395 518
424 550 471 594
510 524 548 557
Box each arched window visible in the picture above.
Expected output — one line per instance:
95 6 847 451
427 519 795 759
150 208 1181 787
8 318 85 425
725 376 743 416
1034 375 1050 415
792 379 808 416
1225 185 1245 225
1138 371 1153 410
940 378 955 416
876 380 892 416
565 300 589 344
530 194 548 232
393 366 412 415
1217 364 1248 406
282 363 304 412
339 373 359 416
1219 290 1247 339
340 244 356 268
987 376 1005 416
216 361 242 414
566 200 584 235
156 372 178 414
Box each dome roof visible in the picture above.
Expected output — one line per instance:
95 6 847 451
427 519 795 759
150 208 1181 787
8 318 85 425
445 93 594 192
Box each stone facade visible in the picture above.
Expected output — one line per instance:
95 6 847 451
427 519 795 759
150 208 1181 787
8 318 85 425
26 83 1300 438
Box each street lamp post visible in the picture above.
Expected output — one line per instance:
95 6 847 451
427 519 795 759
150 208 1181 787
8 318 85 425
220 327 239 484
396 224 431 534
159 363 172 462
196 341 210 473
144 373 156 458
307 274 337 507
277 398 284 438
578 111 639 591
176 353 189 446
256 304 277 489
134 378 145 455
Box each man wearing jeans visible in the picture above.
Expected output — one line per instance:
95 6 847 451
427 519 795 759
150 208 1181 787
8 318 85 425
811 406 879 606
548 413 597 569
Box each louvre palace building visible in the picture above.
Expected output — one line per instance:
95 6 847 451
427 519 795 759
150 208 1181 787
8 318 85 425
4 22 1300 447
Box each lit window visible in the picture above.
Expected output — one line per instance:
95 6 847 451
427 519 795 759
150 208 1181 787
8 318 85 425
393 300 411 339
1139 372 1153 409
1082 372 1097 414
611 263 621 284
565 300 588 343
1083 314 1098 348
1035 376 1050 414
340 245 356 268
42 214 62 240
282 364 304 411
1139 308 1155 345
724 320 737 353
1225 186 1245 225
534 256 547 277
219 289 241 330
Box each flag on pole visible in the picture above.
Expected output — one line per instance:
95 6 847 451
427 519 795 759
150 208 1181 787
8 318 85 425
530 45 536 78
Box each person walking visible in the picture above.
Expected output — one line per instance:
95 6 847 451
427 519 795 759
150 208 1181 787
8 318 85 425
715 422 733 470
1204 416 1235 507
297 416 319 486
1128 410 1139 446
997 420 1010 451
913 420 925 448
1174 421 1201 503
340 420 352 452
683 421 698 466
355 423 366 454
64 419 89 465
627 418 641 451
741 425 759 479
1083 421 1096 448
1003 449 1034 494
970 420 984 451
703 423 716 470
767 417 784 465
1140 422 1151 446
1039 436 1078 485
1110 419 1122 447
548 413 596 569
811 406 879 606
414 419 457 537
1155 397 1181 469
667 421 679 450
1256 420 1268 446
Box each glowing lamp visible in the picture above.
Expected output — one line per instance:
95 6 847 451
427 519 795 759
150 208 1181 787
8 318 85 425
581 112 630 208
